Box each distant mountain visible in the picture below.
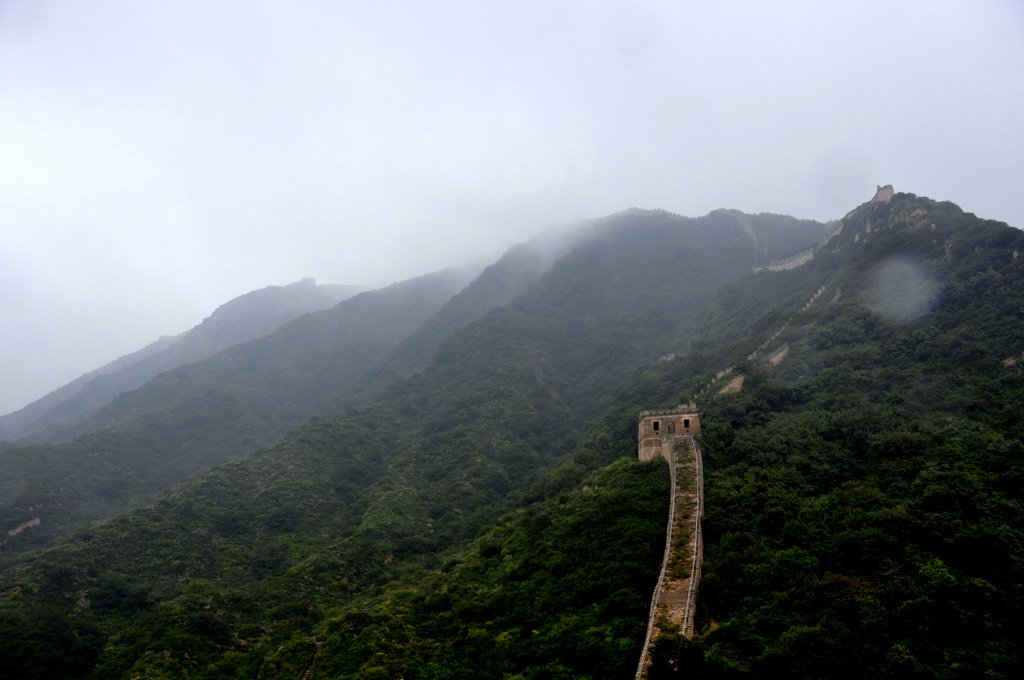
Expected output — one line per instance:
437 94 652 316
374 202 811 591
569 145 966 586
0 334 183 442
0 270 469 565
70 270 472 435
0 206 833 678
0 278 363 442
337 241 553 408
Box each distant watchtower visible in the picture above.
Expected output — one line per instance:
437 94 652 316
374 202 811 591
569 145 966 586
871 184 895 203
637 407 701 462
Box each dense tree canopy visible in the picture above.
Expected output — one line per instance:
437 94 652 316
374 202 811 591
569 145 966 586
2 195 1021 678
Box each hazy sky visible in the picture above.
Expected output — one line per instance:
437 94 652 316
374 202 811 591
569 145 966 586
2 0 1023 415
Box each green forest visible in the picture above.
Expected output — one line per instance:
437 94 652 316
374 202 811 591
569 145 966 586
1 194 1022 678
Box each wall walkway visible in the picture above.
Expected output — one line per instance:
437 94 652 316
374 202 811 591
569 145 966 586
636 434 704 680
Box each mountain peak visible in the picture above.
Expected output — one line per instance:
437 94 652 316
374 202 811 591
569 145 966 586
817 188 972 257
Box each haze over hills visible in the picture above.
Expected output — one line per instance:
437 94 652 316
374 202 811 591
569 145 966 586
0 190 1021 679
0 209 824 569
0 269 476 565
0 278 364 443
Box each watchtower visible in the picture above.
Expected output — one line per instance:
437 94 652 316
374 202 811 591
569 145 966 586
871 184 895 203
637 407 701 462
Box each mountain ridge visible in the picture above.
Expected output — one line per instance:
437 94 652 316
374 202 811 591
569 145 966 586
0 270 469 565
0 205 829 678
2 191 1020 678
0 279 364 443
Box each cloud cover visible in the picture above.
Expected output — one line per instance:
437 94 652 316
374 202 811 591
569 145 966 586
1 0 1022 414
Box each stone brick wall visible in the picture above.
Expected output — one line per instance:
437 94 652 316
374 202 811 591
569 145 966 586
637 410 701 461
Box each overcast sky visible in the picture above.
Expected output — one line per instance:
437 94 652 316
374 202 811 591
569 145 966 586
2 0 1022 415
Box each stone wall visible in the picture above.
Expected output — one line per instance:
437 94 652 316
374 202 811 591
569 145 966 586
872 184 895 203
637 411 701 461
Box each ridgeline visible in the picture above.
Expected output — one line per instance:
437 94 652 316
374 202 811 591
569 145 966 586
1 190 1022 678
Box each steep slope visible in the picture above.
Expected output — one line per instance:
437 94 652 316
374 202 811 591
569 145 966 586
0 208 826 678
247 190 1024 680
0 279 362 443
277 457 672 680
637 193 1024 678
73 270 470 434
0 271 468 566
281 242 553 416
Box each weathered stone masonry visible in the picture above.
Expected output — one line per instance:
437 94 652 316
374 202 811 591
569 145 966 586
635 408 704 680
637 407 701 462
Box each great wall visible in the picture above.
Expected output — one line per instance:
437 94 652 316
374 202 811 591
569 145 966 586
634 187 917 675
630 219 826 673
689 186 902 401
629 190 904 674
635 410 704 680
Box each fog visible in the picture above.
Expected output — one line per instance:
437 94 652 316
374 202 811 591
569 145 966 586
2 0 1022 415
868 257 942 324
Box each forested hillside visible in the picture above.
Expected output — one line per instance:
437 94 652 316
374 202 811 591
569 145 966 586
0 208 824 678
254 193 1024 679
312 195 1022 679
681 194 1024 678
3 192 1020 679
0 271 468 566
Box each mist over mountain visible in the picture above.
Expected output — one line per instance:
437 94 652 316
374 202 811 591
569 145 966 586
0 271 467 564
3 4 1022 678
0 279 363 443
0 190 1021 679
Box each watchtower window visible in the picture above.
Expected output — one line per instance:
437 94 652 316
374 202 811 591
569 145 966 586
652 421 660 432
684 418 691 429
